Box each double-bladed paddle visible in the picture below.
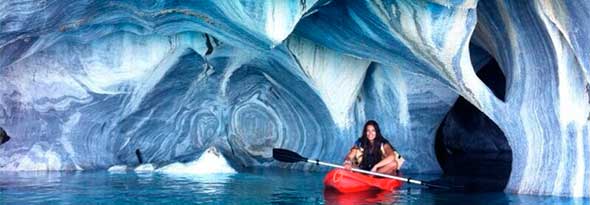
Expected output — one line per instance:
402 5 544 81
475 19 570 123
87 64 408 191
272 148 452 190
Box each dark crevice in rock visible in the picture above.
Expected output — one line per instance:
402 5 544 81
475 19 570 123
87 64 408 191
434 55 511 192
470 44 506 102
477 59 506 102
135 149 144 164
0 127 10 145
204 34 214 55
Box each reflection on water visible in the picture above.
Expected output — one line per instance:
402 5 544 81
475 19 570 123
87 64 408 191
0 168 587 204
324 188 397 204
435 152 512 192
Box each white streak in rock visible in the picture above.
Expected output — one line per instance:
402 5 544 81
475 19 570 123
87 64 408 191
60 112 82 170
264 1 291 45
286 36 370 128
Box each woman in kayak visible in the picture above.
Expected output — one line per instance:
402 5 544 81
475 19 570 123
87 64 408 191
343 120 404 175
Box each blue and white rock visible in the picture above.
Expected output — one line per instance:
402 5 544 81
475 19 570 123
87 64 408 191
107 165 128 173
286 36 371 128
134 163 155 173
0 0 588 197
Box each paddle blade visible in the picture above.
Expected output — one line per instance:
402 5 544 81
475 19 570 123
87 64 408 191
273 148 308 163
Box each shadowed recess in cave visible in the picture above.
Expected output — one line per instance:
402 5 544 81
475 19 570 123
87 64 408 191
434 55 511 192
469 44 506 102
0 127 10 145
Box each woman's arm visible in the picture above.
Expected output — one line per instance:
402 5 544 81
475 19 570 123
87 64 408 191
370 143 396 172
343 147 358 169
371 155 395 172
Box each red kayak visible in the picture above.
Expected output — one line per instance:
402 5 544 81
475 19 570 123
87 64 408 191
323 169 403 193
323 188 396 205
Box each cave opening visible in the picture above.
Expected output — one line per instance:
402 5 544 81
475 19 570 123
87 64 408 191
433 44 512 191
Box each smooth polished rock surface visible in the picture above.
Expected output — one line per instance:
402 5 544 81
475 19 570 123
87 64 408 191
107 165 128 173
134 163 155 173
0 0 588 197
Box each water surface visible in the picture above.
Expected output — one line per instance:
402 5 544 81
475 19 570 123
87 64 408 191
0 168 586 204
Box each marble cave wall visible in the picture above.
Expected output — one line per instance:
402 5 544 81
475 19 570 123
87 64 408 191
0 0 588 197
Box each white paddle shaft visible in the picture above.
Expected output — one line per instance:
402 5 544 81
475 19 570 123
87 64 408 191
306 159 423 185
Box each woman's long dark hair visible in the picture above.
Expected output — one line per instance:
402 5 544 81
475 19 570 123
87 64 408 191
358 120 388 170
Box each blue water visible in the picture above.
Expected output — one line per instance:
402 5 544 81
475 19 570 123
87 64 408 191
0 168 587 204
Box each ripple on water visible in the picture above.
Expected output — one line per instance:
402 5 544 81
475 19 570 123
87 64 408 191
0 169 587 204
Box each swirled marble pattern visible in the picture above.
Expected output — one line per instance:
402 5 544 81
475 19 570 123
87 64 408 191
0 0 589 197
